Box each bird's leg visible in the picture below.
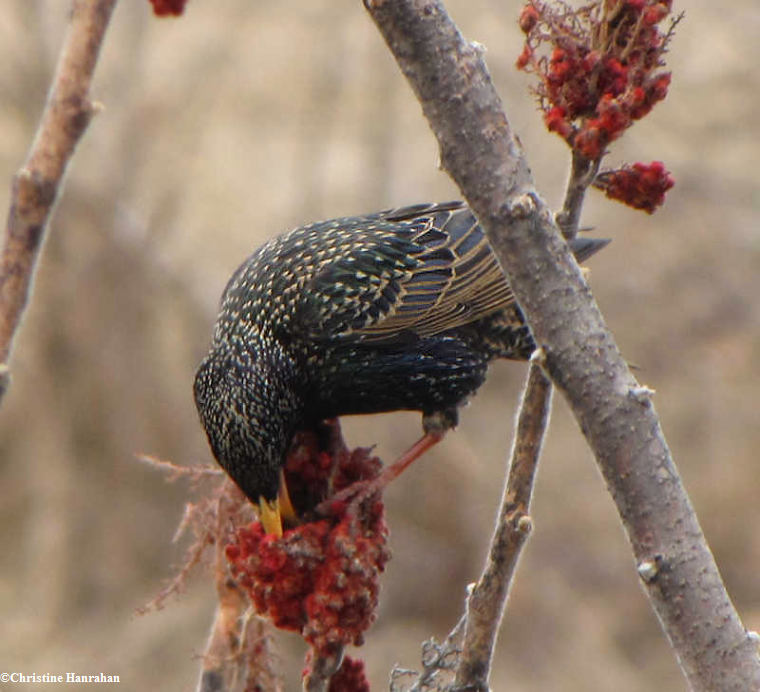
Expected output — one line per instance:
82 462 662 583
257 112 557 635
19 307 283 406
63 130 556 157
315 407 457 517
371 429 445 487
367 407 457 489
314 430 445 518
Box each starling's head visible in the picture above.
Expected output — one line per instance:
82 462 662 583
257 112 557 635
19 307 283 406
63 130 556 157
193 338 302 530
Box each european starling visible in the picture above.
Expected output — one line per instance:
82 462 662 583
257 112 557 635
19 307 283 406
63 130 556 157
194 201 608 535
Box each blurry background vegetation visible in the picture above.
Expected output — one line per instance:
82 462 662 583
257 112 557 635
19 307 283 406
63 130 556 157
0 1 758 690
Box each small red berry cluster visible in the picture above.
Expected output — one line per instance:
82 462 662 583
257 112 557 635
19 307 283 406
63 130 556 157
148 0 187 16
517 0 678 211
225 427 388 688
517 0 675 159
593 160 674 213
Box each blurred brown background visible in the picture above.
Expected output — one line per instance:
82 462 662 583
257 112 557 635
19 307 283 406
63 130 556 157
1 1 758 690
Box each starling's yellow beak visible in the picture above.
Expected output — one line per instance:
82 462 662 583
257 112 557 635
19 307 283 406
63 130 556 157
256 470 299 537
257 496 283 537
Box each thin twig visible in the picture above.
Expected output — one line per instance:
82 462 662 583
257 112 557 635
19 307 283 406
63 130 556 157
303 645 345 692
390 614 467 691
196 585 250 692
197 489 282 692
454 362 551 690
555 150 601 240
196 490 248 692
0 0 118 406
137 453 225 483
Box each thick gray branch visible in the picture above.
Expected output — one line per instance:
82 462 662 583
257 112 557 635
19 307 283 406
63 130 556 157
364 1 760 689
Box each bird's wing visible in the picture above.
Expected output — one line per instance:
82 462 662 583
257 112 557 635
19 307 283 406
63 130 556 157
295 203 514 342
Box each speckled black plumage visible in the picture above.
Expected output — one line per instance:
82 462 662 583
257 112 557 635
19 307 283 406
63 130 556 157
193 201 607 509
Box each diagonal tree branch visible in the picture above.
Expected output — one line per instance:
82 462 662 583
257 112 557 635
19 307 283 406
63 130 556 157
0 0 118 405
455 362 551 690
364 1 760 690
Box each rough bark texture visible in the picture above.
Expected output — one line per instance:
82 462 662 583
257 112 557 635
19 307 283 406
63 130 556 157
364 1 760 689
